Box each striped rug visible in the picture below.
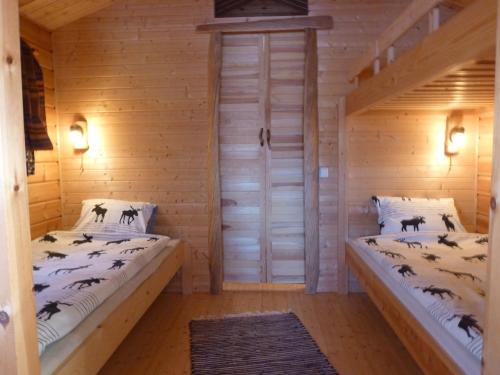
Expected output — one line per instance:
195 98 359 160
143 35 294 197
190 312 338 375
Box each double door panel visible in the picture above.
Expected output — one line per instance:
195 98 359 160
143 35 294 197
220 32 305 284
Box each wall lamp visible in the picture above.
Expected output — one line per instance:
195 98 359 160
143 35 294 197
70 120 89 151
445 111 466 156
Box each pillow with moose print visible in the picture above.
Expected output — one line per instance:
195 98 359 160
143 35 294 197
371 196 466 235
72 199 157 234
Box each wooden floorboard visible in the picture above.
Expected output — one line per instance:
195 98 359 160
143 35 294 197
100 291 421 374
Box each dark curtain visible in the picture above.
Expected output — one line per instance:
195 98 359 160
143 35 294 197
21 39 53 175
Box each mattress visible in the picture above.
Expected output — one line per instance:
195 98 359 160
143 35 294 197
39 239 179 375
32 231 173 357
349 232 487 375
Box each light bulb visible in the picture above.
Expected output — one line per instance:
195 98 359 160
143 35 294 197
70 122 88 150
450 127 466 151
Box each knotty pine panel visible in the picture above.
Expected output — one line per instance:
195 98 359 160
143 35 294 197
347 111 478 239
347 111 479 290
53 0 418 292
21 18 62 239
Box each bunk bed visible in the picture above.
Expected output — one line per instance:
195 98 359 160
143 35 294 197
342 0 497 374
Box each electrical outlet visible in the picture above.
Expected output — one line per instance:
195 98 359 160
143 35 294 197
319 167 329 178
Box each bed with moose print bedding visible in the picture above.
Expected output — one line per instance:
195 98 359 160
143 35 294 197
32 230 171 354
349 231 488 375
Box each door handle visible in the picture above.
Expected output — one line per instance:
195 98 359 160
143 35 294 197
266 129 271 149
259 128 264 147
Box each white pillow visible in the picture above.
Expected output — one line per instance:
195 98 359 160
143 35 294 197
371 196 466 235
72 199 157 234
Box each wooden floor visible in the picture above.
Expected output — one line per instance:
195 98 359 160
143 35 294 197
100 291 422 375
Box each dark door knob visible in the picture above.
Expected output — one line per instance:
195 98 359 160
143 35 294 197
491 197 497 210
259 128 264 147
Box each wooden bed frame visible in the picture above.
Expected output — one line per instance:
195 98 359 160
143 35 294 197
346 243 465 375
47 240 191 375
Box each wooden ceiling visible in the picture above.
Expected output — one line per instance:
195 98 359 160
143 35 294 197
19 0 119 30
371 60 495 111
17 0 474 31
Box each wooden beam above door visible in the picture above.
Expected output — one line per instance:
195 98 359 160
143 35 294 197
196 15 333 33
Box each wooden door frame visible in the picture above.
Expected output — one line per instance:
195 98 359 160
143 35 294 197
0 0 40 373
483 1 500 373
203 17 332 294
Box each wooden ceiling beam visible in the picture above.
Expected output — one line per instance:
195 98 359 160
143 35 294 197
346 0 496 116
197 16 333 33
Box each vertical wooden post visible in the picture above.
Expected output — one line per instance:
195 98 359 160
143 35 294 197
259 34 272 283
483 2 500 372
0 0 40 373
387 46 395 65
207 32 223 294
373 41 380 74
353 76 359 88
337 97 348 294
304 28 319 294
373 58 380 75
428 7 440 33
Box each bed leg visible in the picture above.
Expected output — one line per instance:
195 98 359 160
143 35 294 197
181 244 193 295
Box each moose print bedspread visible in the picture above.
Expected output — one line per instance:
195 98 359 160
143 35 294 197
350 232 488 361
32 231 171 354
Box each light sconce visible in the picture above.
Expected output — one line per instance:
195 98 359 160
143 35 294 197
445 111 466 156
70 120 89 151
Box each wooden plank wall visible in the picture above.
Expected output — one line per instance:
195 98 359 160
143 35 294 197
346 110 479 289
52 0 421 292
347 110 478 239
477 110 494 233
20 18 62 239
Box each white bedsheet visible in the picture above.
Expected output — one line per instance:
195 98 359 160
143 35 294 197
39 240 178 375
349 231 487 375
32 231 171 354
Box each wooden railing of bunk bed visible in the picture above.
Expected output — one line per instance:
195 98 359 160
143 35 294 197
347 0 496 115
341 0 500 374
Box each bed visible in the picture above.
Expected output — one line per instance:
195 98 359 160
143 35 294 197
32 230 190 375
347 231 487 375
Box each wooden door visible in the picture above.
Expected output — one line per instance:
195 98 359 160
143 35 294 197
268 32 306 283
219 31 305 284
220 33 265 283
